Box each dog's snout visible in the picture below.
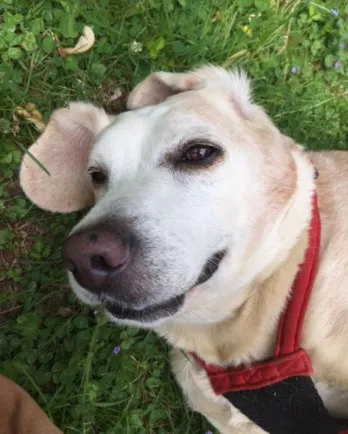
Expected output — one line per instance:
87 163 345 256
62 223 133 293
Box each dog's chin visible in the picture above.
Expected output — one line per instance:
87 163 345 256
69 249 227 326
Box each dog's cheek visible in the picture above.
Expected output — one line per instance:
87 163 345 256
269 158 297 212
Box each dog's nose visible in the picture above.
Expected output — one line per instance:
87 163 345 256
62 224 132 293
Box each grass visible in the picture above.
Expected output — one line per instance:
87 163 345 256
0 0 347 433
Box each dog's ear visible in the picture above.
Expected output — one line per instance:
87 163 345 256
20 103 112 213
127 65 253 117
127 71 200 109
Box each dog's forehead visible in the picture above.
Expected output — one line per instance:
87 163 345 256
91 91 229 172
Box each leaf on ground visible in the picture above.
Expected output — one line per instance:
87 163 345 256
7 47 23 60
42 36 56 54
21 32 38 52
58 25 95 56
59 14 79 38
15 103 45 132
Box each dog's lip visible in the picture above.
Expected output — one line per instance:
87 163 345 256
193 249 227 286
103 249 227 322
105 293 185 322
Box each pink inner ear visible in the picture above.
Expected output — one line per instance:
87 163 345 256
20 103 111 213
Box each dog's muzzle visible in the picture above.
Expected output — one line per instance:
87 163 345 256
62 219 227 322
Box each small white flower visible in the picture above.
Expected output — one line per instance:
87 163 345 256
130 40 143 53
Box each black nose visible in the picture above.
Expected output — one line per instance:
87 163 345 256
62 222 134 293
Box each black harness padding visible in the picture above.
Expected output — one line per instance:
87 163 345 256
223 376 348 434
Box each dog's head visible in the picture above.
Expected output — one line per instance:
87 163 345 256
20 66 314 328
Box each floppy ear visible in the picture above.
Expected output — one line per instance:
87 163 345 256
127 65 253 117
126 71 200 109
20 103 112 213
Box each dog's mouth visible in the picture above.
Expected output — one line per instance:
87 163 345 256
105 293 185 322
104 249 227 323
194 249 227 287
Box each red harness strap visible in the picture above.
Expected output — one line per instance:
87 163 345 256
192 191 321 396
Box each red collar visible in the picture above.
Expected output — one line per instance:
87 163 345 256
192 191 321 395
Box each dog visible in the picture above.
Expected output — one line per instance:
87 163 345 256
19 66 348 433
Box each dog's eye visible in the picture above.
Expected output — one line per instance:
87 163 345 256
88 168 107 185
180 145 220 165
